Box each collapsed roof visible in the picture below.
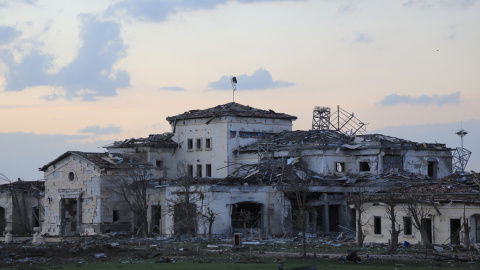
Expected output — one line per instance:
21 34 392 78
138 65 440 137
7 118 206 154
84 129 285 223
235 130 451 153
39 151 151 172
105 133 178 149
166 102 298 123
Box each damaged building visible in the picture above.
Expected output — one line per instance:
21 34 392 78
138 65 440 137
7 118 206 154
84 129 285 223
28 102 462 239
358 172 480 245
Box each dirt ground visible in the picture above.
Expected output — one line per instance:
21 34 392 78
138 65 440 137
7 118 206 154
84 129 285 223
1 235 480 269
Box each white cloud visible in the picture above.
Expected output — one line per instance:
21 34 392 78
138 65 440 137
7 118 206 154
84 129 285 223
208 68 295 91
377 92 461 106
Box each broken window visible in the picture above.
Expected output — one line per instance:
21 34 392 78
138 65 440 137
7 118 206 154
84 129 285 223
187 165 193 177
32 207 41 227
335 162 345 173
359 162 370 172
383 155 403 172
156 160 163 168
205 138 212 149
196 164 202 177
374 216 382 234
427 161 437 179
206 164 212 177
187 139 193 150
231 202 262 229
113 210 120 222
230 131 237 138
404 217 412 235
196 138 202 150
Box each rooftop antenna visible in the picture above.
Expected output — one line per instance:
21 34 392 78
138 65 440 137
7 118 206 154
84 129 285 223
230 76 237 103
453 128 471 174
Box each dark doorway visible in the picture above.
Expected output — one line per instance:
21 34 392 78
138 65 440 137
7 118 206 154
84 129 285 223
0 207 5 232
315 206 324 232
173 203 196 235
328 205 341 232
450 219 461 245
231 202 262 229
60 198 77 236
32 207 41 228
422 218 433 244
151 206 161 233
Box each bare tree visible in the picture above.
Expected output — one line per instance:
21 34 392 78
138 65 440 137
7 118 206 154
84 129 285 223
200 207 218 241
167 174 204 251
404 194 432 246
350 185 369 247
382 191 402 253
107 166 153 237
283 167 312 258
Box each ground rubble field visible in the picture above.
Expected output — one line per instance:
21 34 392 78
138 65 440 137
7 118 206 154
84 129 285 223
1 234 479 269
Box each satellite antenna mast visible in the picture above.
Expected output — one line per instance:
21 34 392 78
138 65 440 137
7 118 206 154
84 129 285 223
230 76 237 103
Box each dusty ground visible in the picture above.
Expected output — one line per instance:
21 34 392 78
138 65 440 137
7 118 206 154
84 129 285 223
1 235 479 269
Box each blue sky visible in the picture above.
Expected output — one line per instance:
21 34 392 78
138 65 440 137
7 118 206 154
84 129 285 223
0 0 479 180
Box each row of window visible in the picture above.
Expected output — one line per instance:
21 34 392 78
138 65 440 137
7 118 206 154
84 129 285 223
187 138 212 151
187 164 212 178
373 216 413 235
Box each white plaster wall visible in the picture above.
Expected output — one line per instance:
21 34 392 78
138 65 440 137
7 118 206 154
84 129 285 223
173 116 292 179
361 202 480 245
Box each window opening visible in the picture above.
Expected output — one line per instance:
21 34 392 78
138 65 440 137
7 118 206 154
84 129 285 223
113 210 120 222
187 165 193 177
206 164 212 177
335 162 345 173
427 161 437 179
196 164 202 177
404 217 412 235
374 216 382 234
205 138 211 149
196 138 202 150
187 139 193 150
156 160 163 167
359 162 370 172
68 172 75 181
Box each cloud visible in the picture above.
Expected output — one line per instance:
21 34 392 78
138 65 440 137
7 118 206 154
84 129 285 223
0 132 109 180
403 0 476 8
208 68 295 91
354 32 373 43
1 15 130 101
159 86 185 91
338 1 361 15
0 26 21 45
377 91 461 106
78 124 122 136
106 0 301 23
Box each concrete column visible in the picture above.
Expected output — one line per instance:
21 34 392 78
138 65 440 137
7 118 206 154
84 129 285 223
76 192 83 234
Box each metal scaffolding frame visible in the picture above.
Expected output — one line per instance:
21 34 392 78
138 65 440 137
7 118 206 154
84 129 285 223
311 105 367 136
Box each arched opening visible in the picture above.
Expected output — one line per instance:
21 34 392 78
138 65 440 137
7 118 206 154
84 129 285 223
231 202 262 229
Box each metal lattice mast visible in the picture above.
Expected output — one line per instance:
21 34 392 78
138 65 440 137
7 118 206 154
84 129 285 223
453 129 471 173
312 106 331 130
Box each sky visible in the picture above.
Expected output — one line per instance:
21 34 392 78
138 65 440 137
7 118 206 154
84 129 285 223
1 0 479 181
